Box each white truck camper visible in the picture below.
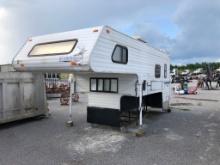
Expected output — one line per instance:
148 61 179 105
13 26 171 127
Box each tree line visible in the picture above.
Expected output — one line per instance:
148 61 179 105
171 62 220 72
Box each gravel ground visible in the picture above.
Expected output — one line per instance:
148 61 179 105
0 86 220 165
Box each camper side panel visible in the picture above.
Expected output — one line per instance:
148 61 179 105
90 27 170 96
75 73 137 109
91 29 169 81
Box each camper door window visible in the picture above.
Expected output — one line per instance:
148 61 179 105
29 39 77 56
164 64 167 78
90 78 118 93
112 45 128 64
155 64 161 78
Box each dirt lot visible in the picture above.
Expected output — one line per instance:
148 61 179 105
0 85 220 165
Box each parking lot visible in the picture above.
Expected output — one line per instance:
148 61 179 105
0 88 220 165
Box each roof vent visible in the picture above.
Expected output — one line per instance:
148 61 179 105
133 36 147 43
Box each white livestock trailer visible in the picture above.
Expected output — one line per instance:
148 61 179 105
13 26 171 127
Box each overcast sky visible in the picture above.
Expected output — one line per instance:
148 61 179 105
0 0 220 65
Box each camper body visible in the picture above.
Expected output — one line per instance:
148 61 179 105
13 26 171 126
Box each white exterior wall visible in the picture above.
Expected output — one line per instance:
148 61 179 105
88 93 122 109
75 73 137 109
90 27 170 102
91 26 170 79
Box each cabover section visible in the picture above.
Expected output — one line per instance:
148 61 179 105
13 26 103 72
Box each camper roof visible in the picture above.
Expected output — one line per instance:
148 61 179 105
13 26 104 71
13 25 169 73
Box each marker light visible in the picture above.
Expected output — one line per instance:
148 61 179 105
70 61 77 66
93 29 99 32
